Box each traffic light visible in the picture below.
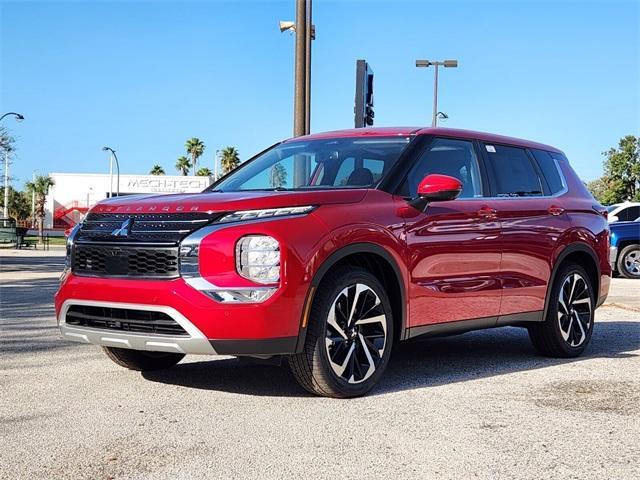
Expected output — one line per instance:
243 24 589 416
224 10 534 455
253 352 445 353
354 60 374 128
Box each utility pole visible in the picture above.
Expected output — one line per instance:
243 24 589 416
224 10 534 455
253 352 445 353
294 0 307 138
304 0 312 134
2 150 9 219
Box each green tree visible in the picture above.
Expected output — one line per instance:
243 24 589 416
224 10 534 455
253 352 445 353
175 156 191 176
0 186 30 221
220 146 240 174
269 163 287 188
25 175 54 241
185 138 205 175
600 135 640 204
586 178 607 204
150 164 165 175
196 167 212 177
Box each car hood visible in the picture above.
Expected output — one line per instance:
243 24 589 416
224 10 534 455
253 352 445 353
89 189 368 214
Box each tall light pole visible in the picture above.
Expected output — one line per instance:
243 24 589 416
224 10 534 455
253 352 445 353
279 0 314 136
102 147 120 197
416 59 458 127
1 112 24 219
0 112 25 123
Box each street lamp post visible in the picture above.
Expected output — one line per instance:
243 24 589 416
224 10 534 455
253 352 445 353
0 112 24 123
416 59 458 127
102 147 120 197
1 112 25 219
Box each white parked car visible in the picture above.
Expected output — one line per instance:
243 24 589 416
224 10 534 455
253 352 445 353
607 202 640 223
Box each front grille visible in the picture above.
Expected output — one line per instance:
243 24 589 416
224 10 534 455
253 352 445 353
77 212 222 243
65 305 188 336
73 244 179 278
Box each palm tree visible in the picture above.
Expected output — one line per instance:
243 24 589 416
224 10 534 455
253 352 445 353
196 167 212 177
175 156 191 176
150 164 165 175
25 175 54 241
185 138 205 175
220 146 240 174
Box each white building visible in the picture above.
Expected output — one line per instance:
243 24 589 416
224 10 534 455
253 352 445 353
46 173 212 229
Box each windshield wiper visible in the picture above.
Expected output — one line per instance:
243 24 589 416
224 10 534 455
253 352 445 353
514 190 542 197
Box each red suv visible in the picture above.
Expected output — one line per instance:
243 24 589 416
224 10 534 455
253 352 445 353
56 127 611 397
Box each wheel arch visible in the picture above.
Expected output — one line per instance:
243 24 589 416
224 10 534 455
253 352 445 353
294 242 407 353
544 242 601 320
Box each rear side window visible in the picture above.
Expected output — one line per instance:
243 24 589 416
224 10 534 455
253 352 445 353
484 144 543 197
617 206 640 221
531 149 565 195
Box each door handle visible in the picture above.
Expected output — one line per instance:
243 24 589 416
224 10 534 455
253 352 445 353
548 205 565 216
477 206 497 219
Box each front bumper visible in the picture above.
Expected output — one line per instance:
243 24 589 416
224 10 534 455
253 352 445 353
58 299 216 355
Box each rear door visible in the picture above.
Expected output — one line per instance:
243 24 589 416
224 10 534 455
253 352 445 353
401 137 503 330
481 143 570 318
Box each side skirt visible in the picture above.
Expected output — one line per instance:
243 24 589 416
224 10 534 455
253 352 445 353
405 310 544 340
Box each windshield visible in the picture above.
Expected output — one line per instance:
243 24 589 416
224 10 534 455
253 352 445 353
209 136 412 192
606 205 619 213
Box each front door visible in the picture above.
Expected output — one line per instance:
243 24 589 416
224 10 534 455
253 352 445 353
402 137 503 329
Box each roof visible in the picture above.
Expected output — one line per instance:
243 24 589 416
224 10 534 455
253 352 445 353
285 126 563 153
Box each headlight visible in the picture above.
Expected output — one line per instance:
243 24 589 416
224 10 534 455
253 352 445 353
218 206 315 223
236 235 280 284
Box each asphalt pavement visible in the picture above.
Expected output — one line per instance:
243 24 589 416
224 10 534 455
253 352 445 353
1 249 639 480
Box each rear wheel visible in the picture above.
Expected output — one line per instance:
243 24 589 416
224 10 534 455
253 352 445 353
102 346 184 371
289 266 394 398
617 244 640 279
528 264 594 357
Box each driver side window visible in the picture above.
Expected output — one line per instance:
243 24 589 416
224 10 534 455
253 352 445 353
404 138 482 198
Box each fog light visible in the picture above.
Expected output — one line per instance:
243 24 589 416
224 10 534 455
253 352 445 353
236 235 280 284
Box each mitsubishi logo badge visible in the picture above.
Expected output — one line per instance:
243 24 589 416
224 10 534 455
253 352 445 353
111 218 134 237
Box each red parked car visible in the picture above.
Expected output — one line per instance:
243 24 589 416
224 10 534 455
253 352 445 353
55 127 611 397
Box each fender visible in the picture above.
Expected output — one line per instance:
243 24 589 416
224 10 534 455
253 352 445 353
294 242 408 353
543 242 601 321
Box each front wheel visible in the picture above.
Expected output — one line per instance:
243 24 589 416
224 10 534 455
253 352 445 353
617 244 640 279
102 346 184 371
528 264 594 357
289 266 394 398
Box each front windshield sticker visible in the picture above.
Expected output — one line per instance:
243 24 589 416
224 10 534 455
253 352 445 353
486 145 496 153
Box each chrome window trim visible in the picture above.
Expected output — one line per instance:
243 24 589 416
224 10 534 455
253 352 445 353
452 156 569 201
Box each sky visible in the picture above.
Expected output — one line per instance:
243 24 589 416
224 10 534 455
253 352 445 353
1 0 638 187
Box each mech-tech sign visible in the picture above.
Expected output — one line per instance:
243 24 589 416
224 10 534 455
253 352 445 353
126 177 207 192
45 172 212 228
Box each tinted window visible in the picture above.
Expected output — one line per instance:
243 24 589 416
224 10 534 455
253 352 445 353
617 206 640 221
484 144 543 197
532 149 565 195
404 138 482 198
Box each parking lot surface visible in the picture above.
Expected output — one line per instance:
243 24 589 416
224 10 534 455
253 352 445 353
1 249 639 480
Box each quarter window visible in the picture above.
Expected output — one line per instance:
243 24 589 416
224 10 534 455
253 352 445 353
484 144 543 197
532 149 565 195
404 138 482 198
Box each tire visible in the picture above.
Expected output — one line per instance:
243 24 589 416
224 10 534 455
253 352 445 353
289 266 394 398
616 244 640 279
102 346 184 371
528 263 594 358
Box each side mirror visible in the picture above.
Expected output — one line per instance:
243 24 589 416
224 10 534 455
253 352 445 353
409 174 463 211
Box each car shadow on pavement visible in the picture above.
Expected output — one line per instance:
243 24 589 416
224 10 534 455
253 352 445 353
143 321 640 397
